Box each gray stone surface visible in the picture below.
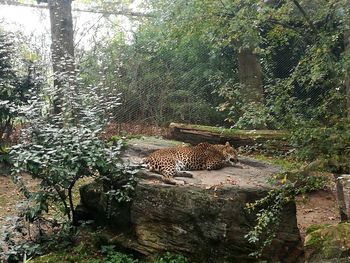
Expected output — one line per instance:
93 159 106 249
124 137 279 188
77 137 303 262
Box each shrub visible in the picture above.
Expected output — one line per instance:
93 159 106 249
0 31 40 147
6 55 137 261
291 119 350 174
245 171 329 257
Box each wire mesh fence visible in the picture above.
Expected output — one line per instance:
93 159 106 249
82 35 346 134
0 0 348 138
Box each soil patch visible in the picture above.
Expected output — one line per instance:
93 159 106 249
296 190 340 241
0 175 24 226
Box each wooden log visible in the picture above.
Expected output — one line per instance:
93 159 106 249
168 122 291 151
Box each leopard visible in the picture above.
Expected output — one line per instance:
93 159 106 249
143 142 238 183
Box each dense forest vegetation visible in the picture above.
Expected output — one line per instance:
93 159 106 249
0 0 350 262
1 0 349 129
80 0 350 129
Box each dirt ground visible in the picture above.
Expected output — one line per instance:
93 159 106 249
296 189 340 240
0 175 24 227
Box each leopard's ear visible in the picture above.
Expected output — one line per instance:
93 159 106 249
225 141 230 147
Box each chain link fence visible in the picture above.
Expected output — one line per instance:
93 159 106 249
83 36 344 134
0 1 346 137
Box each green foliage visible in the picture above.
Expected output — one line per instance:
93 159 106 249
0 30 40 145
11 123 133 222
141 0 349 128
221 0 348 128
0 214 42 262
0 32 19 138
291 119 350 173
305 224 330 236
5 31 137 261
10 81 133 222
245 172 329 257
73 0 350 132
100 246 139 263
28 243 102 263
252 154 304 172
231 102 274 130
154 252 189 263
1 209 79 261
5 98 136 261
8 39 138 225
28 242 189 263
77 0 350 129
80 6 227 126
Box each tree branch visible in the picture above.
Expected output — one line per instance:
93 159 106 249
0 0 153 17
267 18 304 31
291 0 318 34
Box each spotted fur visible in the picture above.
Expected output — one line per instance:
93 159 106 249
144 142 238 181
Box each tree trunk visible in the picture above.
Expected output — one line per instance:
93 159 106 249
68 186 78 225
47 0 75 115
237 48 264 103
335 174 349 222
345 28 350 118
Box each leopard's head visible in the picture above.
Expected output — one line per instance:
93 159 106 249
222 142 238 165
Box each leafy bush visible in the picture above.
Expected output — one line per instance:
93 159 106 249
100 247 189 263
11 123 135 224
99 246 138 263
5 47 137 261
0 31 40 147
0 214 41 262
23 242 189 263
80 18 228 126
154 252 189 263
291 120 350 174
245 172 329 257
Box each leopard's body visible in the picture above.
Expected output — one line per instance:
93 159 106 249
143 142 238 180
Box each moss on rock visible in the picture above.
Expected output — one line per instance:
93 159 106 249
304 223 350 262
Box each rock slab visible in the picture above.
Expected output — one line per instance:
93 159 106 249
77 137 303 262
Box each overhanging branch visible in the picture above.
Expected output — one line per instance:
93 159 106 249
291 0 318 34
0 0 153 17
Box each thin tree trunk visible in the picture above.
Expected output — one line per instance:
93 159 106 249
68 186 76 225
237 48 264 103
345 28 350 118
347 188 350 219
53 186 70 220
291 0 318 34
47 0 75 115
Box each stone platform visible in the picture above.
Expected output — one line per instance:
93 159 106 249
77 137 303 262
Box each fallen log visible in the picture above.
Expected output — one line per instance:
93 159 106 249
168 122 291 152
